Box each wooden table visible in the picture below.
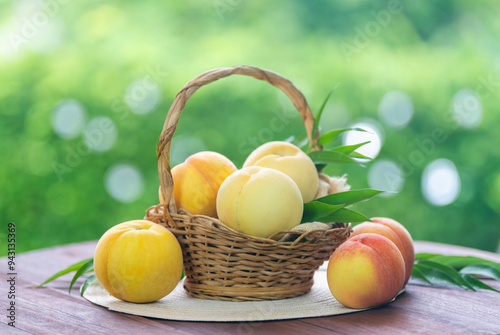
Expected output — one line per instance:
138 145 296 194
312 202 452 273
1 241 499 334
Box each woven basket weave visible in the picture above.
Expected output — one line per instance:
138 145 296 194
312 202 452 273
146 65 352 301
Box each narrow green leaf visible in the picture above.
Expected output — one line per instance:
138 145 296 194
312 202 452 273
315 189 384 206
312 84 340 141
417 260 475 290
309 150 364 165
349 151 372 159
302 202 344 223
317 127 368 146
445 257 500 272
410 264 433 284
459 264 500 281
461 274 500 293
414 253 441 260
37 257 93 288
333 141 370 155
69 258 94 293
411 254 500 293
80 275 97 297
320 208 371 223
416 255 500 272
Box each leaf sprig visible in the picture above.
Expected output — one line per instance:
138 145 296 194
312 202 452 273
410 253 500 293
302 189 384 223
287 88 382 225
286 87 372 171
308 85 372 171
36 257 97 296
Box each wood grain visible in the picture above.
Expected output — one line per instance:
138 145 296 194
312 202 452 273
1 241 499 335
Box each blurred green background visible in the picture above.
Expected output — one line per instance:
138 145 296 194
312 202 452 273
1 1 499 255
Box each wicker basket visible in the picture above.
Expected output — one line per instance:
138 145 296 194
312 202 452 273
146 65 352 301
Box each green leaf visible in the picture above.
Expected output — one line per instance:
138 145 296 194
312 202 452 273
461 274 500 293
317 127 368 146
320 208 371 223
348 151 372 159
414 253 441 260
80 274 97 297
411 254 500 293
302 202 344 223
304 189 381 224
459 264 500 281
309 150 364 165
410 265 433 285
37 257 93 288
312 84 340 141
69 258 94 293
333 141 370 155
443 257 500 271
414 254 500 272
416 260 475 290
315 189 384 207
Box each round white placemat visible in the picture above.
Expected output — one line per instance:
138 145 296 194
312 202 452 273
83 268 402 322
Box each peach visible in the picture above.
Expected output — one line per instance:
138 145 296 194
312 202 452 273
352 217 415 286
216 166 303 238
94 220 183 303
327 233 405 309
169 151 237 217
243 141 319 203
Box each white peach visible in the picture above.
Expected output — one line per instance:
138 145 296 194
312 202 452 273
243 141 319 203
216 166 303 238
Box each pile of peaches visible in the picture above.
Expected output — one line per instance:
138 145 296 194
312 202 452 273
94 140 415 310
166 140 319 238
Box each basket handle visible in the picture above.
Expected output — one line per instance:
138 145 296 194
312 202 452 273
158 65 319 214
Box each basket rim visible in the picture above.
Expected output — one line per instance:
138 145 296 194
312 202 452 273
146 204 352 248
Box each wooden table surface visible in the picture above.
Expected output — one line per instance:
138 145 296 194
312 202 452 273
1 241 499 335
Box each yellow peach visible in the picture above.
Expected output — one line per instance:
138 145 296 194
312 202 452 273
170 151 237 217
94 220 183 303
216 166 303 238
243 141 319 203
327 233 405 309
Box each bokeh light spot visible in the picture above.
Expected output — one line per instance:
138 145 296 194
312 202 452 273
378 90 414 129
343 120 383 160
83 116 117 152
52 99 87 139
422 159 461 206
451 89 482 129
125 78 161 114
105 164 144 203
368 159 404 196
